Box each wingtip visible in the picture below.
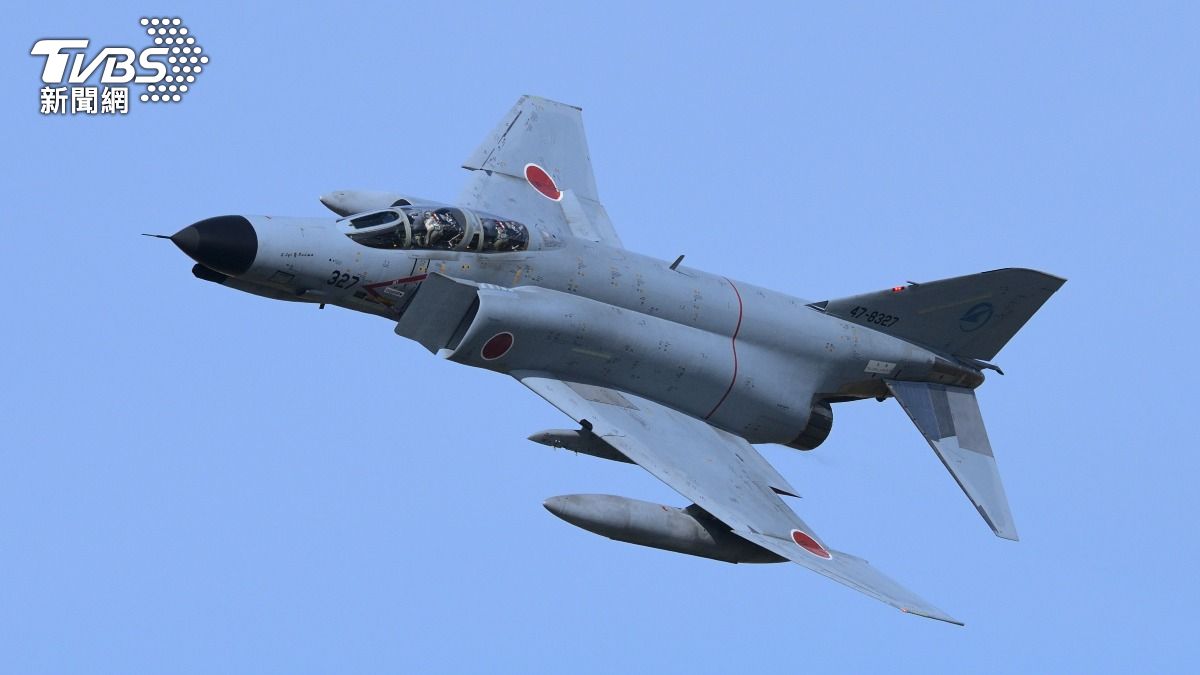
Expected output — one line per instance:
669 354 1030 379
902 607 965 626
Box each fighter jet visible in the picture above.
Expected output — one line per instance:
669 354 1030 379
158 95 1064 624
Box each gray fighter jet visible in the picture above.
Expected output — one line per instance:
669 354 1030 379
158 96 1064 624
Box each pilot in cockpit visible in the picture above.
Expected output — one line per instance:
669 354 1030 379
423 211 443 247
344 206 528 253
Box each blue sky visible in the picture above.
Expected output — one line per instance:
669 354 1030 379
2 2 1196 672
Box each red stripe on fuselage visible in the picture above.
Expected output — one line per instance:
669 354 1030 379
364 273 428 297
705 277 743 420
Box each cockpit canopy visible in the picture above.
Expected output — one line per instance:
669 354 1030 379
341 205 530 252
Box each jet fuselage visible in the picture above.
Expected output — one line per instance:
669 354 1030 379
178 213 977 446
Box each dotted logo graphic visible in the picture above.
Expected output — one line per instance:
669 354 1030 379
138 17 207 104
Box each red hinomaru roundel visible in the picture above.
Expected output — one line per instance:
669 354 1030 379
791 529 832 559
481 332 515 360
524 163 562 201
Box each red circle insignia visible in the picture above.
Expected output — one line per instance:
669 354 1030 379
524 163 562 201
481 332 515 360
791 529 832 559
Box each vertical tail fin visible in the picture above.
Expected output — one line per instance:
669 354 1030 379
819 268 1065 361
886 380 1017 540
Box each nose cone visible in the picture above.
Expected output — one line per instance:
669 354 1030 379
172 215 258 276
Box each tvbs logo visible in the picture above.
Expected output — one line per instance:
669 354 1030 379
31 17 208 115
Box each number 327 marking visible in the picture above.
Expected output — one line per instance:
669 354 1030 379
326 270 360 289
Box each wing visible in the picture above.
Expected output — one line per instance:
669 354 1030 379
459 95 622 248
519 374 962 625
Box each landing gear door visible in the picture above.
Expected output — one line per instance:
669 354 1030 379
363 257 429 316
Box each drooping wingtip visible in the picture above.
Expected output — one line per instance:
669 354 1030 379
733 531 964 626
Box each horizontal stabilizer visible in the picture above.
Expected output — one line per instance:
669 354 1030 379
735 531 962 625
886 380 1017 540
